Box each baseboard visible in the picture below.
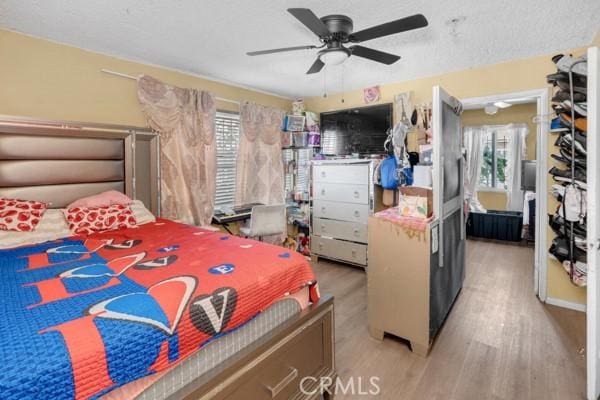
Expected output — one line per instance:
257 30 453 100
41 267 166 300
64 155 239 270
545 297 587 313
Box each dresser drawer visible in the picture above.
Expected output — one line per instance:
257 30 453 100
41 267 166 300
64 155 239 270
313 164 369 184
314 217 367 243
312 235 368 265
313 182 369 204
313 200 369 223
222 308 332 400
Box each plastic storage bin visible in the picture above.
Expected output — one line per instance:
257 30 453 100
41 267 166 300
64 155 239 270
466 210 523 242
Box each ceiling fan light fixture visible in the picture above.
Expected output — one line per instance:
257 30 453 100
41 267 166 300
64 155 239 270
319 49 349 66
484 104 499 115
494 101 512 109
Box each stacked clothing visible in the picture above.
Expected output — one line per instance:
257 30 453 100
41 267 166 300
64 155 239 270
547 53 588 287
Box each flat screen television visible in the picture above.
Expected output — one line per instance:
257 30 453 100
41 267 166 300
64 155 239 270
521 160 536 191
320 103 393 156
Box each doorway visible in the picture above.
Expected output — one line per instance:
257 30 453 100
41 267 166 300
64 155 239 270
461 89 549 299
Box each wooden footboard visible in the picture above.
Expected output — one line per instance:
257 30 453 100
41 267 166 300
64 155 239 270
171 294 335 400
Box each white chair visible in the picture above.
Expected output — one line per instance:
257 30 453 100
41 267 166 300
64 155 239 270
239 204 286 241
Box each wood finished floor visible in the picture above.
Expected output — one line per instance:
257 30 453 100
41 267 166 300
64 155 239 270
312 239 586 400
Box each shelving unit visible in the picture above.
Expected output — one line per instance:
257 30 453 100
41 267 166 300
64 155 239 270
283 146 317 203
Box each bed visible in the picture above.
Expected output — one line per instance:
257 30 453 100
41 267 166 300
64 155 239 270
0 117 335 400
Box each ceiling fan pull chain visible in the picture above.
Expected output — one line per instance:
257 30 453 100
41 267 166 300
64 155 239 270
323 66 328 98
341 64 345 103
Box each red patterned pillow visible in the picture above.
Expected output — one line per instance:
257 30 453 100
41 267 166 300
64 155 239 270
64 204 137 235
0 198 49 232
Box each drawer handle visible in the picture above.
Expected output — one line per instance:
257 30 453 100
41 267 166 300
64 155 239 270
266 366 298 398
321 206 326 213
321 171 326 178
353 191 359 198
351 249 357 257
354 210 360 218
319 242 323 249
353 229 359 236
321 224 325 231
321 189 326 196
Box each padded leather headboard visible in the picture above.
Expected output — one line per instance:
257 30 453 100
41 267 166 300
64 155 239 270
0 134 126 208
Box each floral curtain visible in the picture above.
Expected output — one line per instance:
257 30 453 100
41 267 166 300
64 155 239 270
235 102 286 207
137 75 216 226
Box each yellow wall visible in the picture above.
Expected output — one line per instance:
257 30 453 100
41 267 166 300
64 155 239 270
305 49 587 306
0 29 291 126
462 103 537 211
477 191 508 211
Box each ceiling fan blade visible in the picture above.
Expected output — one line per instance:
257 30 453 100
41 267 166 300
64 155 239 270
349 14 428 43
247 45 317 56
288 8 331 38
306 58 325 74
350 46 400 65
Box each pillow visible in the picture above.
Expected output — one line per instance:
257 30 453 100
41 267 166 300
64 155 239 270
67 190 132 209
0 209 71 249
129 200 156 225
64 204 137 235
0 198 49 232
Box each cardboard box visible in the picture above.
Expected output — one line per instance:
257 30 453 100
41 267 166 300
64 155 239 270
399 186 433 217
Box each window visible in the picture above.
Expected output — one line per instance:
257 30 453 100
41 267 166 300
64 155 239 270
479 130 508 190
214 112 240 210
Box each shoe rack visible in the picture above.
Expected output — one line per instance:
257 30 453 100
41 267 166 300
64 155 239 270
547 55 588 287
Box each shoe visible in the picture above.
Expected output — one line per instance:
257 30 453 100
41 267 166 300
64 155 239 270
557 146 587 167
562 100 587 117
563 132 586 150
550 117 569 133
553 54 588 76
552 90 586 102
551 149 586 169
546 72 587 87
549 166 587 188
559 113 587 132
555 133 586 155
574 236 587 252
555 79 587 94
549 214 587 237
552 104 569 115
562 260 587 287
550 183 565 202
549 236 587 264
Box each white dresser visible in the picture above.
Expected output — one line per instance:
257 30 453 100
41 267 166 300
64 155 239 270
311 159 375 267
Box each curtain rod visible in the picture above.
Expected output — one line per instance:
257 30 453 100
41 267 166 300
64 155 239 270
100 69 241 105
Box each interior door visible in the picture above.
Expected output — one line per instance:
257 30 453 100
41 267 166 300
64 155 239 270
432 86 465 269
587 46 599 400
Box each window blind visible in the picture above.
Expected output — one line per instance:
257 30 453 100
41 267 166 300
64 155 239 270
214 112 240 209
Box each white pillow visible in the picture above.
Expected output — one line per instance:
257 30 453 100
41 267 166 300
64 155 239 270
0 209 71 249
130 200 156 225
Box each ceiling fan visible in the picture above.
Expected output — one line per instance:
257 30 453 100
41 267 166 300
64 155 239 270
247 8 428 74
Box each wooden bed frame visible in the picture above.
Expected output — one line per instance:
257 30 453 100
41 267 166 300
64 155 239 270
175 295 335 400
0 116 336 400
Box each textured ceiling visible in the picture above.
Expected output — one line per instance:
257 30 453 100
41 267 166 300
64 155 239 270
1 0 599 98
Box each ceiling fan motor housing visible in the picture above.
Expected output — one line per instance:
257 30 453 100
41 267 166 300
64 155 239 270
247 9 428 74
320 14 354 41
